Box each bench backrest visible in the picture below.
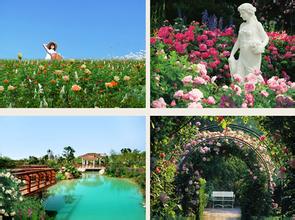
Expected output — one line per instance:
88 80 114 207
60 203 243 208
212 191 234 198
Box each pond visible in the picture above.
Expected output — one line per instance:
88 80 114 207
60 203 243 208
44 173 145 220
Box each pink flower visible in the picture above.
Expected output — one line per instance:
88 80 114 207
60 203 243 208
170 100 176 107
284 51 293 59
193 76 206 85
197 63 207 75
150 37 157 44
175 33 184 41
232 85 242 96
193 51 201 57
197 34 208 42
241 102 248 108
158 26 173 39
260 90 269 97
188 89 204 102
199 43 207 52
184 30 194 41
205 40 214 47
223 27 234 36
208 48 218 57
152 98 167 108
209 62 217 69
244 83 256 93
182 75 193 85
233 74 242 83
188 102 203 108
223 64 229 70
201 52 210 59
207 96 216 105
174 90 184 99
222 51 231 57
174 41 188 54
245 93 255 107
163 38 173 45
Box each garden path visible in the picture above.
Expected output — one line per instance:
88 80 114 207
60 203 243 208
203 208 241 220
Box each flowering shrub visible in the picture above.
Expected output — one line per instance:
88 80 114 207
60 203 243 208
0 170 23 217
0 60 145 107
151 21 295 108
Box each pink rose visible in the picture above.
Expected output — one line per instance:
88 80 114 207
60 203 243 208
199 43 207 52
222 51 231 57
241 102 248 108
152 98 167 108
188 102 203 108
182 75 193 85
245 93 255 107
244 83 256 93
208 48 218 57
175 33 184 41
193 76 206 85
174 41 188 54
174 90 184 99
201 52 210 59
197 63 207 75
232 85 242 96
158 26 173 39
188 89 204 102
150 37 157 44
207 96 216 105
233 74 242 83
205 40 214 47
170 100 176 107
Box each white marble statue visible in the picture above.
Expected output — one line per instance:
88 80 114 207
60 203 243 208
229 3 269 81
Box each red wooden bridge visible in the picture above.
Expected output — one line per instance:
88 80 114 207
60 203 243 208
10 165 56 196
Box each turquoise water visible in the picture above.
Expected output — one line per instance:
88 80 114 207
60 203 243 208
44 173 145 220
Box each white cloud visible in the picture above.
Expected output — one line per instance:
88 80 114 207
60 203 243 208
113 50 146 60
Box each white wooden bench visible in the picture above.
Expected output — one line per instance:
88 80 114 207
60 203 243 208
212 191 235 208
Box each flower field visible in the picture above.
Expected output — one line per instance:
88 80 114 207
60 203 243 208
151 21 295 108
0 60 145 108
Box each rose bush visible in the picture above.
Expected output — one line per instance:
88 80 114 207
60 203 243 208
151 20 295 108
0 59 145 108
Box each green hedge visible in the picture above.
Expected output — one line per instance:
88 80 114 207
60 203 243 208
198 178 208 220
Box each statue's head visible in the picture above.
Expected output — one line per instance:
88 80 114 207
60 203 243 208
238 3 256 21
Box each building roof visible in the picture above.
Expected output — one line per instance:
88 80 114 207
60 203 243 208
79 153 105 160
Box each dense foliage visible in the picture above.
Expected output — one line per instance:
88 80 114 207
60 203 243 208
0 59 145 107
105 149 146 192
151 116 294 219
151 21 295 108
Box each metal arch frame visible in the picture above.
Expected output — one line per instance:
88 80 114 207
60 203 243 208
179 135 273 188
199 124 263 139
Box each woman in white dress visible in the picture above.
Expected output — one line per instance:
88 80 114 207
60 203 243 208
229 3 269 81
43 42 62 60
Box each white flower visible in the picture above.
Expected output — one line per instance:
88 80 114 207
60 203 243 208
114 76 120 82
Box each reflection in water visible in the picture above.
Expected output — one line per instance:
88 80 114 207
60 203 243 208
44 172 145 220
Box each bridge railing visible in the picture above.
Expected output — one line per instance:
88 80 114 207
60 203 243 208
11 168 56 196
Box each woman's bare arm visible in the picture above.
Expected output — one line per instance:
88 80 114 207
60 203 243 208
43 44 51 54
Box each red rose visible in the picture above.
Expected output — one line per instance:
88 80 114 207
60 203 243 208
155 167 161 174
159 153 166 158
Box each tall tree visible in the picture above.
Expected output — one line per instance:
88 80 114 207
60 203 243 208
62 146 75 162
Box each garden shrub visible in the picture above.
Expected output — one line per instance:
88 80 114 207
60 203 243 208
151 20 295 108
198 178 207 220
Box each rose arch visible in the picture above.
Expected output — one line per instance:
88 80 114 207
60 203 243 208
175 124 276 218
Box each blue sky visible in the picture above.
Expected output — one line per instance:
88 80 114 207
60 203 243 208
0 0 145 59
0 116 146 159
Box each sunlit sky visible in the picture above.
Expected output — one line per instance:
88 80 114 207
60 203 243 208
0 0 145 59
0 116 146 159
